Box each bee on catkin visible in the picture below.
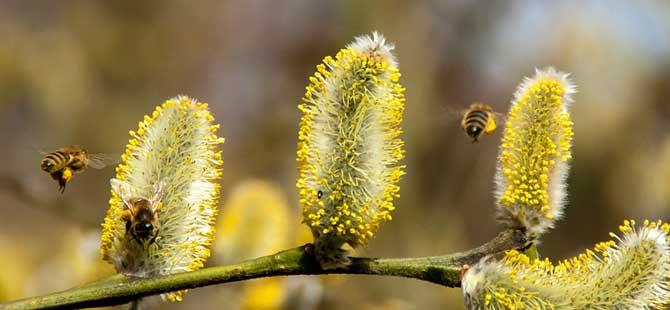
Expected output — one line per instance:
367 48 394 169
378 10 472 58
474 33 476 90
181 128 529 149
462 220 670 310
40 146 116 193
460 103 499 143
494 68 576 239
111 179 163 246
297 32 406 269
100 96 224 302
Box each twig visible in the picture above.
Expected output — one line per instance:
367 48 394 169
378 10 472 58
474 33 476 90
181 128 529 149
0 229 526 310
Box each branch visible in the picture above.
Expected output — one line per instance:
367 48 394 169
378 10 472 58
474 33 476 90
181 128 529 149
1 229 526 309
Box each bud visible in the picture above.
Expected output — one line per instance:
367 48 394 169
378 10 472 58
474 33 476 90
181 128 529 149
495 67 576 238
297 32 406 269
100 96 224 302
462 220 670 309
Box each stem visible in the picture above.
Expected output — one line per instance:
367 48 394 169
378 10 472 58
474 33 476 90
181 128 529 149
1 229 526 310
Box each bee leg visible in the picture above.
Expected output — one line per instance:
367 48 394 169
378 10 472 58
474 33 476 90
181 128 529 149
130 230 143 245
58 168 74 194
62 168 73 181
149 229 160 246
518 241 534 252
58 180 66 194
125 220 132 234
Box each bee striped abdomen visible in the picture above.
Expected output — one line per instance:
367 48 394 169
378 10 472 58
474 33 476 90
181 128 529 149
460 103 497 142
465 110 489 127
463 110 489 140
41 151 70 173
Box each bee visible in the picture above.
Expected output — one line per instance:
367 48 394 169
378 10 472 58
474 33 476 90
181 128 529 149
40 146 117 193
111 179 163 246
460 103 499 143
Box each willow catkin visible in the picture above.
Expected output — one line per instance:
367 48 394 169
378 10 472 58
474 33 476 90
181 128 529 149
100 96 224 302
462 220 670 309
494 67 576 238
297 32 406 269
215 179 291 263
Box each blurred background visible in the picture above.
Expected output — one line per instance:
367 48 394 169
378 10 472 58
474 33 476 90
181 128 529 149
0 0 668 309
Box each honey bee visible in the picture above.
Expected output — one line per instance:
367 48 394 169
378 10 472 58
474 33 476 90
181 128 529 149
460 103 499 143
40 145 117 193
111 179 164 246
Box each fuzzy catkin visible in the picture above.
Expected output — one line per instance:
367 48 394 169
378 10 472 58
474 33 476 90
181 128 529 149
494 67 576 238
100 96 223 302
297 32 405 268
215 179 291 263
462 220 670 309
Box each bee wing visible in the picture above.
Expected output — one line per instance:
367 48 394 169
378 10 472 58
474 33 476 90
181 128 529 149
34 146 48 155
491 111 508 125
440 106 467 127
149 180 166 212
87 153 120 169
110 178 134 208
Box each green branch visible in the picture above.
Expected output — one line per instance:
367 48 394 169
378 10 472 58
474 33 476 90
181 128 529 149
1 229 526 310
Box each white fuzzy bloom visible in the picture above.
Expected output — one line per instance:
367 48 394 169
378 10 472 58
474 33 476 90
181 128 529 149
100 96 224 302
462 220 670 309
346 31 398 68
297 32 405 269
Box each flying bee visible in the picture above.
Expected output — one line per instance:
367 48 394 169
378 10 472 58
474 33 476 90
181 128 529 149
40 145 117 193
460 103 500 143
111 179 164 246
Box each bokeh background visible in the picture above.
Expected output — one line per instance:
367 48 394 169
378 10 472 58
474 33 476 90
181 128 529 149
1 1 669 309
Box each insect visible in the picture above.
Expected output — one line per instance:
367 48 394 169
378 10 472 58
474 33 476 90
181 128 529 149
111 179 164 246
460 103 499 143
40 145 117 193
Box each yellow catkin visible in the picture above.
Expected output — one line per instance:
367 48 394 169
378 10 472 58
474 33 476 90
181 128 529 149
0 238 30 301
100 96 224 302
240 278 286 310
495 67 576 238
215 180 293 309
215 179 291 263
462 220 670 309
296 32 405 269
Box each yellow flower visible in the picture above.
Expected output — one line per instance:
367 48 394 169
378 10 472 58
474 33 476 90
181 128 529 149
216 180 320 310
215 179 291 263
495 67 576 238
240 278 286 310
100 96 224 302
462 220 670 309
296 32 405 269
0 237 30 301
